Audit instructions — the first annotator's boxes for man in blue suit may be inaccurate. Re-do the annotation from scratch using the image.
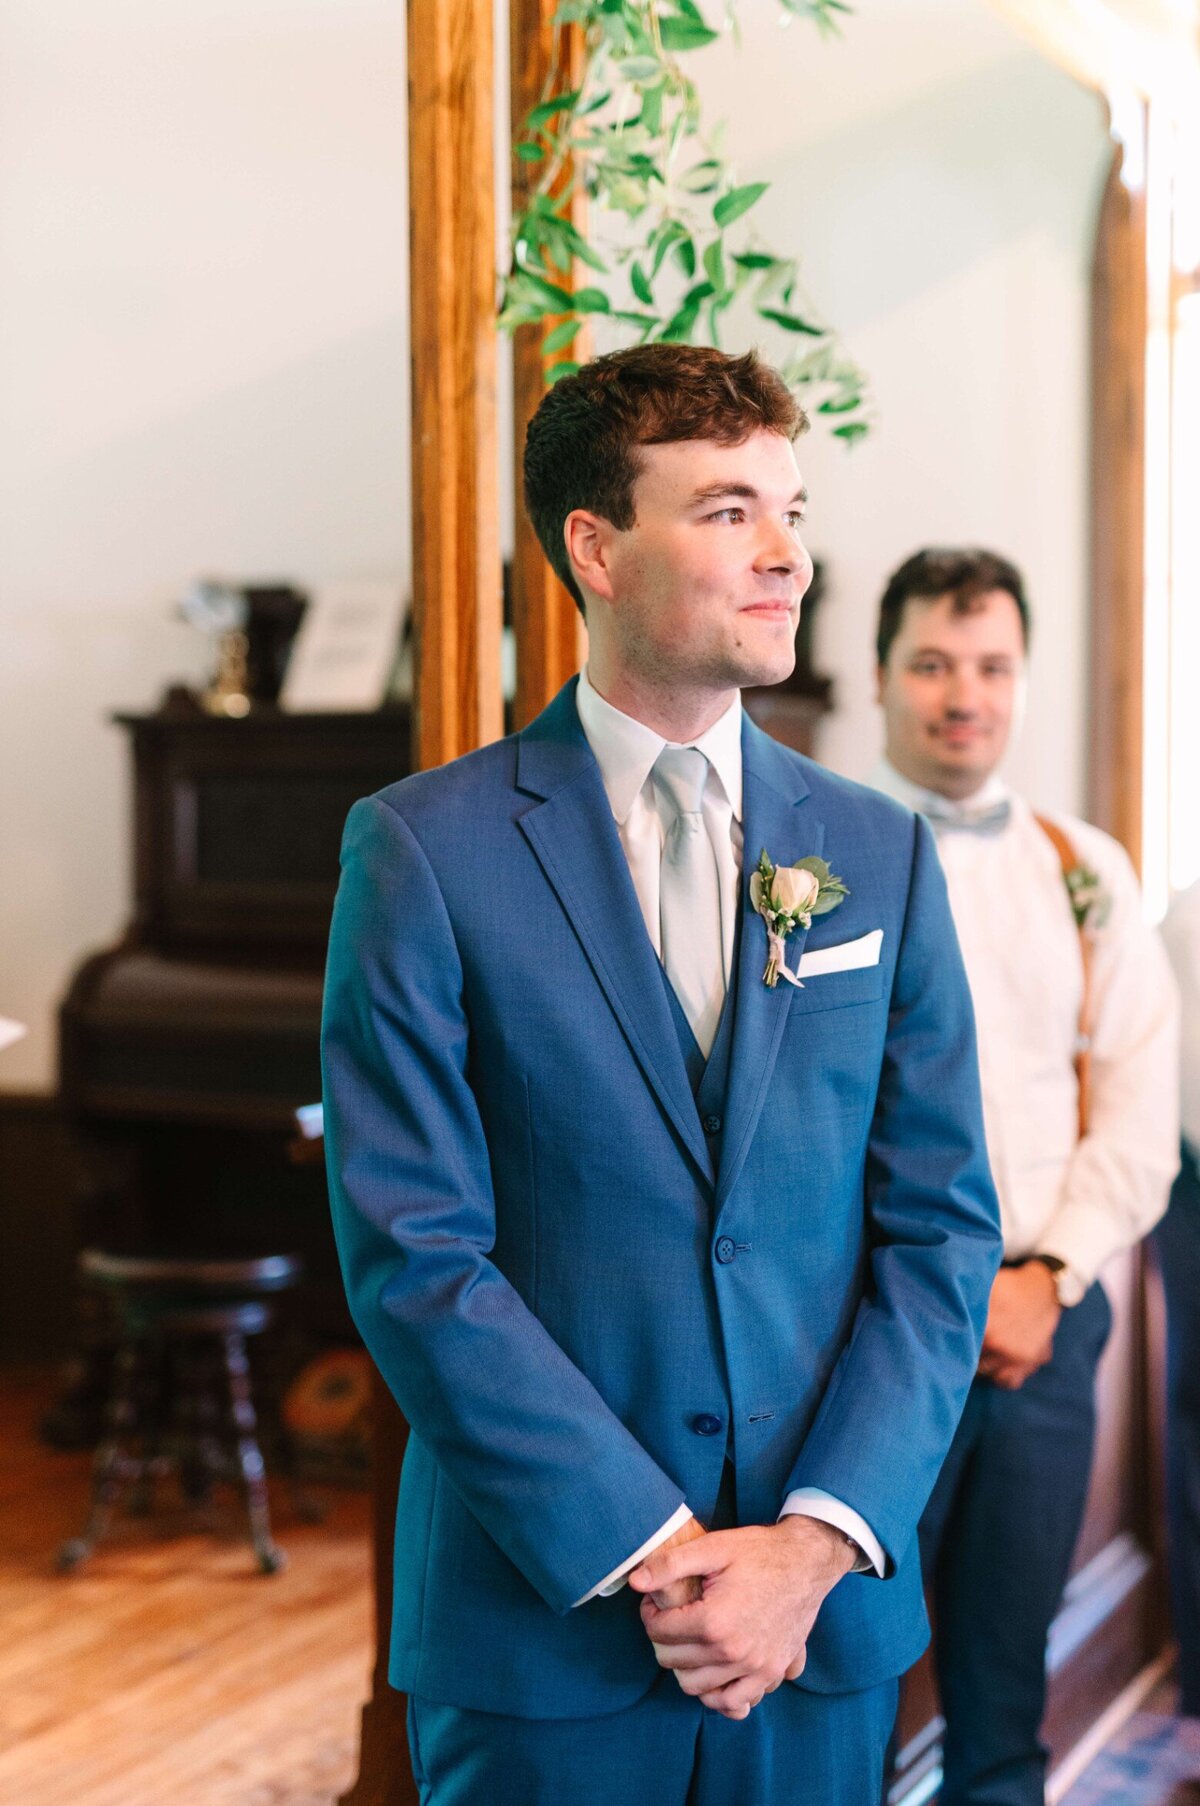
[322,344,1002,1804]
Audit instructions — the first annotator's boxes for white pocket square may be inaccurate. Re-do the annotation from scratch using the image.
[796,928,883,979]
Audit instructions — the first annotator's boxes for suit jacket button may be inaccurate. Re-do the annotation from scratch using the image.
[715,1236,736,1264]
[692,1413,723,1437]
[703,1114,722,1135]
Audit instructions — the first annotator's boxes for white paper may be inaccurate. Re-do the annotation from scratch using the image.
[796,928,884,979]
[280,580,408,712]
[0,1016,28,1052]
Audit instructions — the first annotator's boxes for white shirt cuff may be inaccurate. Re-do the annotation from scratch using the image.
[571,1504,695,1607]
[779,1488,886,1577]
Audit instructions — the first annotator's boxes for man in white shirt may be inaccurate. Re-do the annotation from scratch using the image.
[871,546,1180,1806]
[1158,879,1200,1718]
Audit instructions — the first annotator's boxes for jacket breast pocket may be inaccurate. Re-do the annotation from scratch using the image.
[788,964,887,1017]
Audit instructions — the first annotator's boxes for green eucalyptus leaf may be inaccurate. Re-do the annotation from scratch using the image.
[527,89,582,128]
[758,306,823,335]
[651,220,687,277]
[659,15,720,50]
[522,270,576,309]
[515,141,545,163]
[732,251,776,270]
[702,238,727,295]
[833,421,870,443]
[792,856,832,882]
[617,56,662,81]
[630,260,654,305]
[713,181,768,228]
[672,234,697,279]
[541,318,581,354]
[679,158,723,194]
[546,360,581,383]
[556,222,609,273]
[573,285,612,313]
[660,296,704,341]
[640,85,664,135]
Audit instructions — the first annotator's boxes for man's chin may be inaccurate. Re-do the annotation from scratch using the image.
[730,649,797,692]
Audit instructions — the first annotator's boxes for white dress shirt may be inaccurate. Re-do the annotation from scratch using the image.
[870,760,1180,1299]
[1162,878,1200,1159]
[570,669,885,1606]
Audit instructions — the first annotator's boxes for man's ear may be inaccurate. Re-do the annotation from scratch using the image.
[563,509,617,608]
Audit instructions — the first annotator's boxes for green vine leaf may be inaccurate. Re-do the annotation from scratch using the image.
[501,0,871,439]
[527,89,582,128]
[712,181,768,229]
[758,306,823,335]
[541,318,582,354]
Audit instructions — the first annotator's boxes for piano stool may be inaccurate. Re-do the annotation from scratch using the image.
[57,1248,303,1577]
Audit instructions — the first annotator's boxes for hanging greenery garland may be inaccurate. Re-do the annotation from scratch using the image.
[501,0,869,441]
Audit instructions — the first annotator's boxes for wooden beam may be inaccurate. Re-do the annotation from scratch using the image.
[341,3,500,1799]
[1088,112,1148,870]
[509,0,586,730]
[410,0,504,769]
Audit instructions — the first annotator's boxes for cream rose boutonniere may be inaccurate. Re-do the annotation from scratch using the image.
[749,848,849,988]
[1064,862,1112,935]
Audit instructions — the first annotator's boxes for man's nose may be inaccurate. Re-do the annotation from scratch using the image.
[945,672,981,715]
[756,519,808,575]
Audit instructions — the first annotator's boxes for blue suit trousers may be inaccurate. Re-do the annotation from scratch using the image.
[917,1282,1113,1806]
[1156,1146,1200,1716]
[408,1675,899,1806]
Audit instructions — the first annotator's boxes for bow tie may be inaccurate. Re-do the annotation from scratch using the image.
[920,795,1012,837]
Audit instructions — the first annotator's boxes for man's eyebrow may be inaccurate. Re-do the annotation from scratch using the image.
[907,645,1016,661]
[685,481,809,508]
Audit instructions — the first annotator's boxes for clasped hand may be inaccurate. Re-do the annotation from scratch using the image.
[977,1261,1061,1390]
[627,1516,855,1722]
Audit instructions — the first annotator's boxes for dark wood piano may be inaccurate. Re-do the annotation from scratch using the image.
[60,699,412,1328]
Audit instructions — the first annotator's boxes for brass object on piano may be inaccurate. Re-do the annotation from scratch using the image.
[205,628,252,718]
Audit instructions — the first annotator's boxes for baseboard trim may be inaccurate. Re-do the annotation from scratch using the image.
[1046,1645,1176,1803]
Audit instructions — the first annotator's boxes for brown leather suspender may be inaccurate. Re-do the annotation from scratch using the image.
[1033,814,1094,1141]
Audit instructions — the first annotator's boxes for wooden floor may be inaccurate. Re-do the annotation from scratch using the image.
[0,1365,372,1806]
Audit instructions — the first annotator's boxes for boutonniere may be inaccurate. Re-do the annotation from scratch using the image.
[750,848,849,989]
[1064,863,1112,935]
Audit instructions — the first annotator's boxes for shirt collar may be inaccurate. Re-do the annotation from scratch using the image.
[575,666,744,825]
[869,756,1011,825]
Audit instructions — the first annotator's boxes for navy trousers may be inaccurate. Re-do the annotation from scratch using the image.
[917,1281,1112,1806]
[1155,1146,1200,1716]
[408,1673,898,1806]
[409,1456,897,1806]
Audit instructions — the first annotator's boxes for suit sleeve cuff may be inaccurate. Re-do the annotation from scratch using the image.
[779,1488,886,1577]
[571,1504,695,1607]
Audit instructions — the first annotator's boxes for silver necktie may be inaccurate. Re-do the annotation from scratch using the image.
[654,746,725,1059]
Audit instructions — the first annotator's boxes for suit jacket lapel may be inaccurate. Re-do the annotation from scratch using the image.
[716,717,823,1213]
[516,684,712,1184]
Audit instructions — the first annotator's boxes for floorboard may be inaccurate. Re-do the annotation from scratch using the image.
[0,1365,371,1806]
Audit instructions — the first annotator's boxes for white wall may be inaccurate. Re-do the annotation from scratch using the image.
[690,0,1111,798]
[0,0,1110,1089]
[0,1,411,1088]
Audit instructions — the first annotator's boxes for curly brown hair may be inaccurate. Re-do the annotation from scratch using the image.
[523,344,807,614]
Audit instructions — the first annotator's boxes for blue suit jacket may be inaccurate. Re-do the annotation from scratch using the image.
[321,680,1002,1718]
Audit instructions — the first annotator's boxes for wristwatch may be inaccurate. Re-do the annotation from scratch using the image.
[1027,1253,1084,1308]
